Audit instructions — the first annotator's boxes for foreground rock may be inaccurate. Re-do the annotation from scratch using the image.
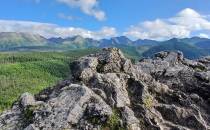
[1,48,210,130]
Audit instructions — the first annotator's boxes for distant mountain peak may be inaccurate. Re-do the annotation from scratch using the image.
[72,35,84,39]
[111,36,132,41]
[0,32,49,50]
[0,32,43,37]
[167,38,179,42]
[109,36,133,45]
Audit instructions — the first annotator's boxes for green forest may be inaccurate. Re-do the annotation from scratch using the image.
[0,49,99,112]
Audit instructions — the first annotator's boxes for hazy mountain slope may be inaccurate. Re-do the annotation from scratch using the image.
[133,39,159,46]
[142,38,208,59]
[110,36,133,45]
[136,45,153,55]
[0,32,49,50]
[180,37,209,45]
[194,40,210,49]
[99,36,133,47]
[48,37,64,45]
[49,36,100,49]
[112,44,141,60]
[1,33,210,60]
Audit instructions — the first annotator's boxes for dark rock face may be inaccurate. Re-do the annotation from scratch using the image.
[1,48,210,130]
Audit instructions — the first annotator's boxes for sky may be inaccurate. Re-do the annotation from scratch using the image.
[0,0,210,40]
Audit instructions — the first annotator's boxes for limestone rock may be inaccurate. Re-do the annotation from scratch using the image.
[1,48,210,130]
[20,92,36,108]
[121,106,140,129]
[24,124,38,130]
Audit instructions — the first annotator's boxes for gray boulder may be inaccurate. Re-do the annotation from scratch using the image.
[20,92,36,108]
[1,48,210,130]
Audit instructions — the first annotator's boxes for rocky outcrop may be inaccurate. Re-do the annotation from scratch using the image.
[137,51,210,130]
[1,48,210,130]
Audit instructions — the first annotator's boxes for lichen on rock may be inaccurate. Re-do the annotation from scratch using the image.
[1,48,210,130]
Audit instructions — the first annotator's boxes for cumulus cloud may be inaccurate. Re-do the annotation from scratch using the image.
[0,20,116,39]
[95,26,117,38]
[57,0,106,21]
[170,8,210,30]
[199,33,209,38]
[124,19,190,40]
[124,8,210,40]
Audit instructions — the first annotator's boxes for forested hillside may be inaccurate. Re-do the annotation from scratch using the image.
[0,49,99,112]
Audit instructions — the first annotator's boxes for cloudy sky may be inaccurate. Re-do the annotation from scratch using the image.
[0,0,210,40]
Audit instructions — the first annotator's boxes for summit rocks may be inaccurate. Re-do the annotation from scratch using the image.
[1,48,210,130]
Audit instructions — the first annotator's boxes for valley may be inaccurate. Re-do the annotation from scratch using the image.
[0,49,99,112]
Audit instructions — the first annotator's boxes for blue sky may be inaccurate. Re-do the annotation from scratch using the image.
[0,0,210,40]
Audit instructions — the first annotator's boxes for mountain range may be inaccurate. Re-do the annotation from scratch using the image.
[0,32,210,59]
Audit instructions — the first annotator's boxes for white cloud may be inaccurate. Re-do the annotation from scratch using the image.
[170,8,210,30]
[57,0,106,21]
[57,13,81,21]
[0,20,116,39]
[124,8,210,40]
[199,33,209,38]
[124,19,190,40]
[95,27,117,38]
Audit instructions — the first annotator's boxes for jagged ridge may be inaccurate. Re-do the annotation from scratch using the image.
[1,48,210,130]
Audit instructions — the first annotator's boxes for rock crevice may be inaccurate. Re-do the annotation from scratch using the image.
[1,48,210,130]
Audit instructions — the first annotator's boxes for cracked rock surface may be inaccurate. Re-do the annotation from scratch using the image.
[1,48,210,130]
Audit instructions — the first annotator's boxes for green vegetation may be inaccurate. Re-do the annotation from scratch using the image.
[87,109,122,129]
[0,48,99,112]
[143,95,154,109]
[195,40,210,49]
[114,44,141,61]
[23,105,37,125]
[22,104,45,128]
[106,112,121,129]
[103,109,125,130]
